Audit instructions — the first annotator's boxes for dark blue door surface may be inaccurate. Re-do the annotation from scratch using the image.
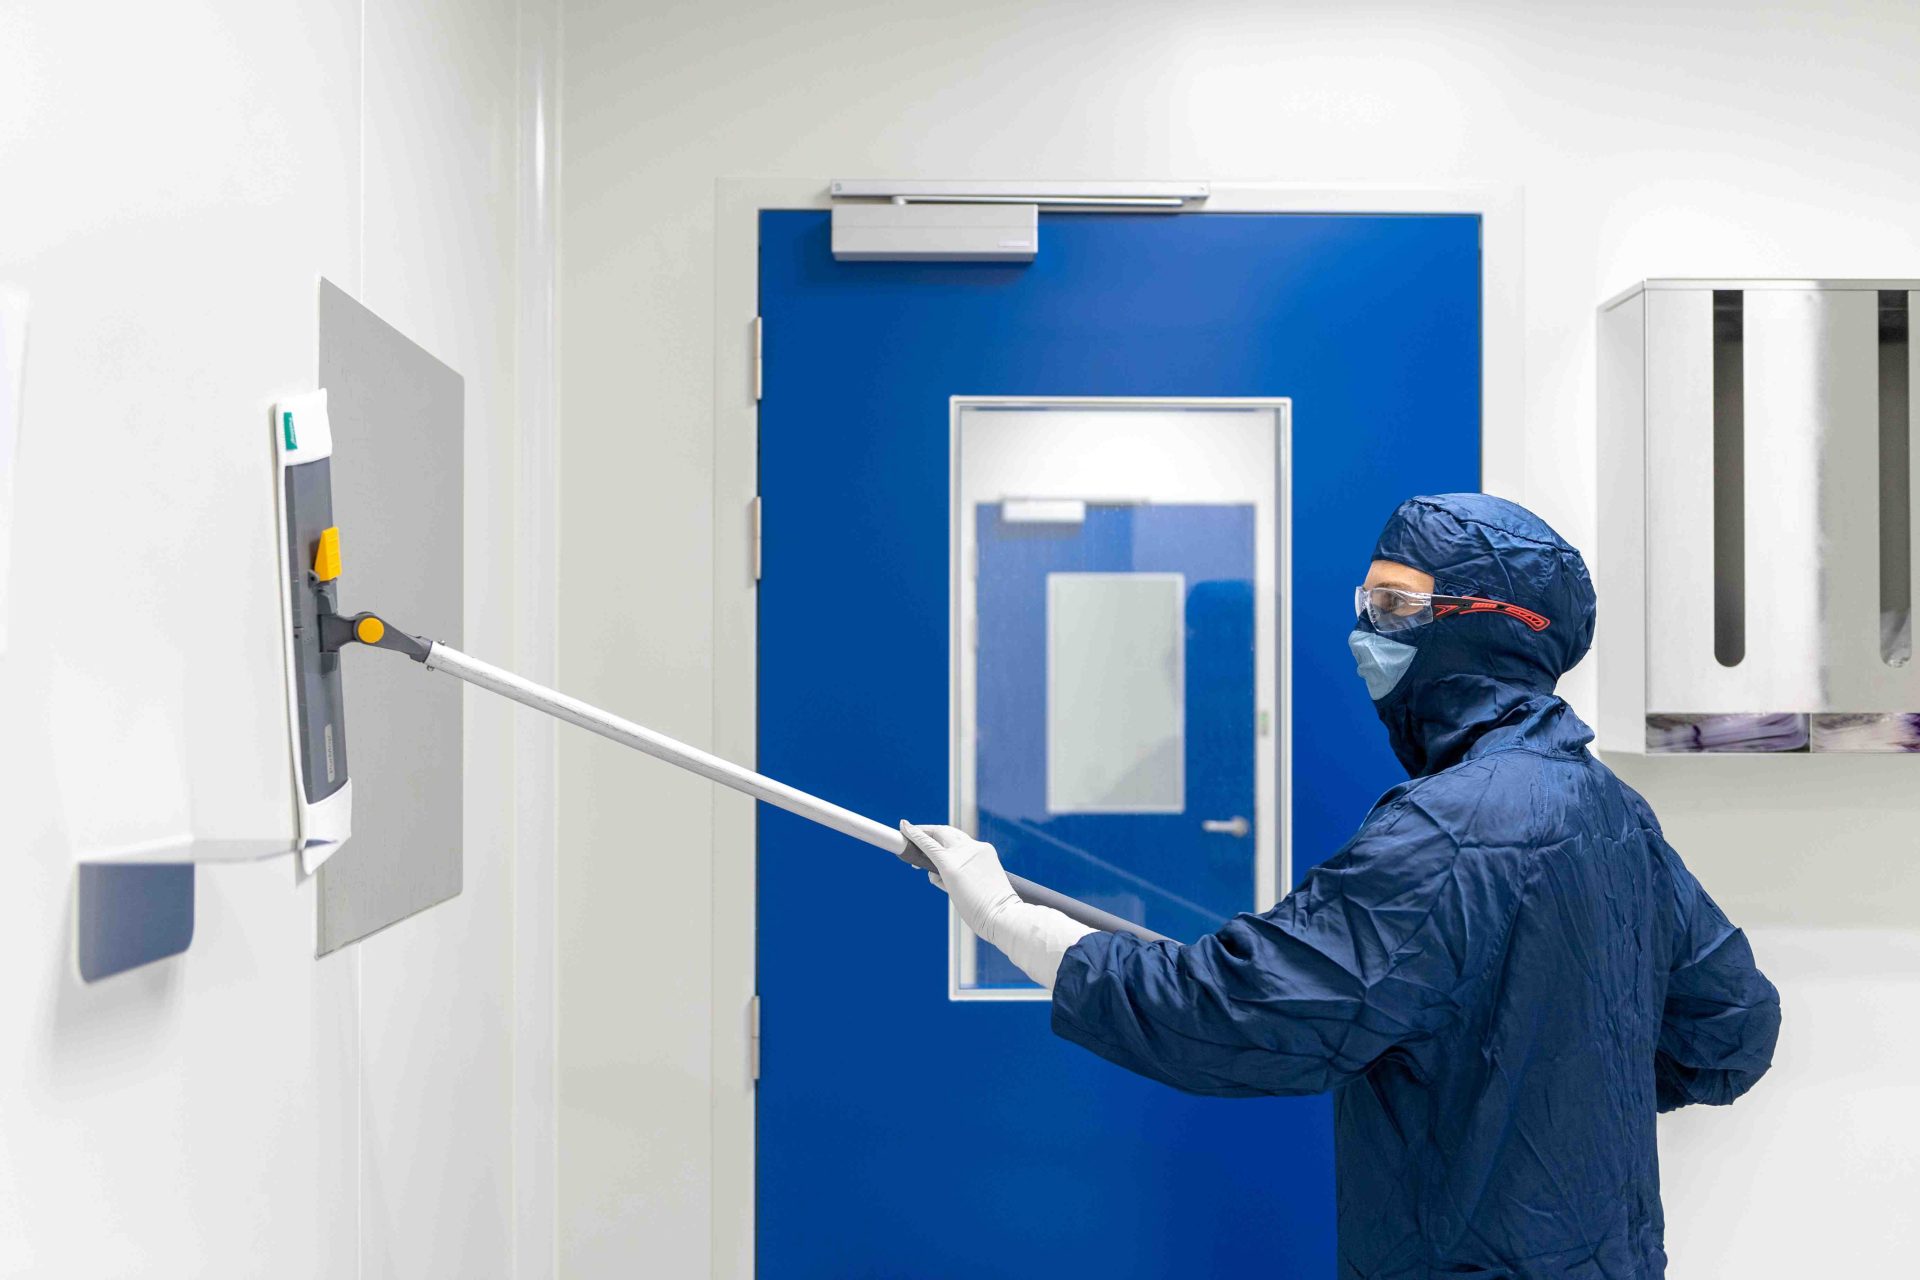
[758,212,1480,1277]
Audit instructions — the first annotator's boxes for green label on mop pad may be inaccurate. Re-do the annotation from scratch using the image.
[283,410,297,451]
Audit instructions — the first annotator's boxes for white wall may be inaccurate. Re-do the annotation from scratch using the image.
[1659,927,1920,1274]
[557,0,1920,1274]
[0,1,555,1275]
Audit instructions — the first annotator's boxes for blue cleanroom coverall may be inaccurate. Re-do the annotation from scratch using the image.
[1050,494,1782,1279]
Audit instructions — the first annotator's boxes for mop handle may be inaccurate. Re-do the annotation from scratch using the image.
[420,642,1169,943]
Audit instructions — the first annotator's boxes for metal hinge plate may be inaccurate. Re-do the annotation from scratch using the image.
[752,316,763,401]
[750,495,763,581]
[750,994,761,1081]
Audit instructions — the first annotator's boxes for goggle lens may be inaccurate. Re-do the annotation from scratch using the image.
[1355,585,1434,633]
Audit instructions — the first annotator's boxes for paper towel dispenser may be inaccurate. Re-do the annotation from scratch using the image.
[1597,279,1919,753]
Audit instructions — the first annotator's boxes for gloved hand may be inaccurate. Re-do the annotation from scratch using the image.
[899,822,1095,989]
[897,822,1020,939]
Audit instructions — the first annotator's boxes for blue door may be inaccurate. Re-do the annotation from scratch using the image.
[758,211,1479,1277]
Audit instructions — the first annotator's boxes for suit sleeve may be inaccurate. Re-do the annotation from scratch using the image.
[1049,792,1513,1098]
[1654,857,1782,1112]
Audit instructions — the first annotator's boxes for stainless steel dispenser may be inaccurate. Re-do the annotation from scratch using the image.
[1597,280,1919,753]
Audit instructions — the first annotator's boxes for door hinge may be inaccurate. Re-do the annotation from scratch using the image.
[750,495,763,581]
[750,994,762,1082]
[752,316,763,401]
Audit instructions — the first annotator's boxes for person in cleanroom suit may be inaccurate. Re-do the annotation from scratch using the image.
[902,493,1780,1280]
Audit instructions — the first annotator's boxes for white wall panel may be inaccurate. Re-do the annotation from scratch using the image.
[0,0,552,1274]
[357,0,523,1275]
[0,3,361,1273]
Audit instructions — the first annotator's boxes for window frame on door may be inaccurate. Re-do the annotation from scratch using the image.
[948,396,1289,1002]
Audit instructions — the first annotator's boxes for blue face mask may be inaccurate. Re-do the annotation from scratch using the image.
[1349,627,1418,701]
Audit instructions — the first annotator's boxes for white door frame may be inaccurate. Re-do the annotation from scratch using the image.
[708,179,1523,1278]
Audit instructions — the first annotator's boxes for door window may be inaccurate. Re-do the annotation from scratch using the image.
[952,400,1287,998]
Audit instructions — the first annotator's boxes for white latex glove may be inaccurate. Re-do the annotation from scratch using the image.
[899,822,1094,990]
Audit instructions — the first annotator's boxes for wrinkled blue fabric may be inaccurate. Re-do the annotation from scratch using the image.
[1051,494,1781,1280]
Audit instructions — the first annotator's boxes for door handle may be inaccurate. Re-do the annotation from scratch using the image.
[1201,816,1251,838]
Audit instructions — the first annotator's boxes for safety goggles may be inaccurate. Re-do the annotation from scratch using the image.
[1354,585,1552,635]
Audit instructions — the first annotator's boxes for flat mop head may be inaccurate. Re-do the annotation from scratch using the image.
[274,390,353,873]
